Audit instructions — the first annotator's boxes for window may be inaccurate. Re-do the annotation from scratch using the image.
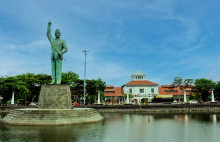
[140,89,144,93]
[151,88,154,93]
[104,91,115,93]
[165,90,178,92]
[129,88,132,93]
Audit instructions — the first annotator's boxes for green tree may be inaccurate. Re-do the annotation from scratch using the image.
[61,71,79,85]
[141,98,148,103]
[86,78,106,104]
[214,81,220,101]
[72,79,84,102]
[1,76,30,104]
[18,73,38,103]
[172,77,194,102]
[16,73,51,103]
[172,77,194,90]
[35,73,51,85]
[194,78,216,102]
[61,71,80,102]
[0,73,51,104]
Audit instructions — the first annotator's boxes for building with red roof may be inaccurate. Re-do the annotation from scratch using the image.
[159,85,195,101]
[122,70,159,103]
[104,85,124,104]
[103,70,196,104]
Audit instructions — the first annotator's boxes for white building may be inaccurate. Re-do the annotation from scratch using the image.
[122,70,159,102]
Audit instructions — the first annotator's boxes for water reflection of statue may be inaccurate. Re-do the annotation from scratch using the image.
[47,21,68,84]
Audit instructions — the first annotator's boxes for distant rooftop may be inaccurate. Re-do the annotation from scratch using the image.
[132,70,145,76]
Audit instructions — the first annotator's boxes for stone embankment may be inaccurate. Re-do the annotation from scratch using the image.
[1,103,220,114]
[88,103,220,113]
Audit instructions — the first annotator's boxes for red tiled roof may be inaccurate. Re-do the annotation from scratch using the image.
[159,85,195,96]
[125,80,157,85]
[106,85,114,88]
[161,85,195,88]
[104,86,124,96]
[161,85,174,88]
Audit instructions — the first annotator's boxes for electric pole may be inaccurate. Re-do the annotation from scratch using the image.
[82,50,89,105]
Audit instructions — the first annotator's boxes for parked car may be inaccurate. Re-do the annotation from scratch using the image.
[73,102,80,106]
[29,102,37,106]
[190,100,198,104]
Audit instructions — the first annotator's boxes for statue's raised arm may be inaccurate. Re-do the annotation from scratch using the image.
[46,20,53,43]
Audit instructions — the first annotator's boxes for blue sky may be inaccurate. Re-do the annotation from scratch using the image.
[1,0,220,86]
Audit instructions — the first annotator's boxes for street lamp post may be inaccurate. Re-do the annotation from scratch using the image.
[82,50,89,105]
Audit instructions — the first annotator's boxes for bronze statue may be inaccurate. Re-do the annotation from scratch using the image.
[47,21,68,84]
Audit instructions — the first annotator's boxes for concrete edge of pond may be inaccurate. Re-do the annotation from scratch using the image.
[1,103,220,114]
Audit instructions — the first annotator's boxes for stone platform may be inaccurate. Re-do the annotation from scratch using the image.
[2,108,103,126]
[38,84,72,109]
[1,84,103,125]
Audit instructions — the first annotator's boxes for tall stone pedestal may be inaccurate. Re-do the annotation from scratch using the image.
[38,84,72,109]
[2,84,103,125]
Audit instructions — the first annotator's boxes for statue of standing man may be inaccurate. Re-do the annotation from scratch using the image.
[47,21,68,84]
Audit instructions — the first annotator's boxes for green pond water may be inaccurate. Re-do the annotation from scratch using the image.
[1,113,220,142]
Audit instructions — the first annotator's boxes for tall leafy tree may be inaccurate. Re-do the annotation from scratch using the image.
[1,76,30,104]
[194,78,216,102]
[214,81,220,101]
[86,78,106,103]
[61,71,81,102]
[71,79,84,102]
[172,77,194,101]
[61,71,79,85]
[172,77,194,90]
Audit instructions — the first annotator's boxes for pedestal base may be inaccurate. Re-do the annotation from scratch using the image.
[38,84,72,109]
[2,108,103,126]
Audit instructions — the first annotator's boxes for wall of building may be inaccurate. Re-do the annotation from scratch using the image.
[123,85,159,100]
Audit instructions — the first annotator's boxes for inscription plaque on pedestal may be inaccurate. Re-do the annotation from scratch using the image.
[38,84,72,109]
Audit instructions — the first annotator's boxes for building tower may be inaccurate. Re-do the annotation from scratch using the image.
[131,70,146,80]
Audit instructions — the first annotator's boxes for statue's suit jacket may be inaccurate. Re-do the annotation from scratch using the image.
[47,29,68,60]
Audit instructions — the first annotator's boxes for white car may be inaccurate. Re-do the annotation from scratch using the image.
[190,100,198,104]
[29,102,37,106]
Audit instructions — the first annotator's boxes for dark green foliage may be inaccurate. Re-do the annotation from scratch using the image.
[71,79,84,102]
[85,78,106,104]
[0,72,106,105]
[0,72,78,104]
[172,77,183,89]
[194,78,216,102]
[214,81,220,101]
[141,98,148,103]
[188,95,195,100]
[0,75,30,103]
[172,77,194,90]
[61,71,79,85]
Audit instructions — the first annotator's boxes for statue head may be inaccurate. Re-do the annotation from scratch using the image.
[55,29,61,38]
